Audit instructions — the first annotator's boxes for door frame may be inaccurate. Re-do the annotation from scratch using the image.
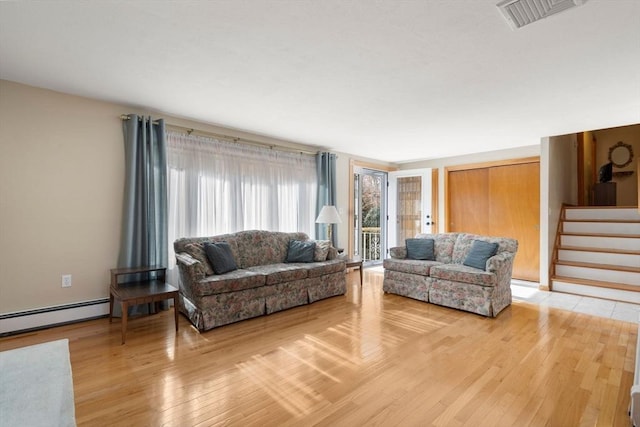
[388,168,433,250]
[348,160,395,258]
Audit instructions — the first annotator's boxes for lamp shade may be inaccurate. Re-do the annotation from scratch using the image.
[315,205,342,224]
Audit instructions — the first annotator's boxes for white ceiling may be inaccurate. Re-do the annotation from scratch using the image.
[1,1,639,163]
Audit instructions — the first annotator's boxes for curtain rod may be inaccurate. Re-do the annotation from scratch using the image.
[120,114,318,156]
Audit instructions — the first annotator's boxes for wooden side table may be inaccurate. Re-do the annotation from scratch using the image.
[109,266,179,344]
[345,258,364,286]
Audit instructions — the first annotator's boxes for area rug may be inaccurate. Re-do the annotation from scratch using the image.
[0,339,76,427]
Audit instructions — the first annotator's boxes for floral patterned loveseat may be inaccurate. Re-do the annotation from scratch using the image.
[383,233,518,317]
[174,230,346,331]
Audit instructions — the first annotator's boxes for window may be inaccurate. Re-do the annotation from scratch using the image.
[166,131,317,271]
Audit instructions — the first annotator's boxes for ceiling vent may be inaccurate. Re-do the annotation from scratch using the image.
[497,0,586,29]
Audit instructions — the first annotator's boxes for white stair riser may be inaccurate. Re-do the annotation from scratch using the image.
[565,208,640,221]
[563,221,640,235]
[556,265,640,286]
[552,281,640,304]
[561,235,640,251]
[558,250,640,268]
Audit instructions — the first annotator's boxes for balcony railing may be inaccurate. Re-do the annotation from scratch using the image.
[360,227,381,262]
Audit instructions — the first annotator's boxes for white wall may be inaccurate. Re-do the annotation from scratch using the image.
[540,133,577,289]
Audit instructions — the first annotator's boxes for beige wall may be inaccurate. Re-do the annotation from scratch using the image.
[594,124,639,207]
[0,80,124,312]
[0,80,336,314]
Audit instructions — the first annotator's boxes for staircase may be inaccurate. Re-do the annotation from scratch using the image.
[551,206,640,303]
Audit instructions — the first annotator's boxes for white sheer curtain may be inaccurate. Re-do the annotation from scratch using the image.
[166,131,317,275]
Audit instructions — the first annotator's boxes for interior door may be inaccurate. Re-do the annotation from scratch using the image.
[447,161,540,282]
[388,169,432,250]
[448,168,490,236]
[489,163,540,282]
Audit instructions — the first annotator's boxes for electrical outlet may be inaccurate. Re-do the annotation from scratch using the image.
[61,274,72,288]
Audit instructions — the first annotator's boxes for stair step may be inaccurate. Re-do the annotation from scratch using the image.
[559,245,640,255]
[558,248,640,268]
[565,207,640,221]
[555,260,640,273]
[552,275,640,292]
[553,206,640,304]
[562,221,640,235]
[551,276,640,304]
[555,264,640,286]
[561,232,640,238]
[560,234,640,251]
[564,219,640,224]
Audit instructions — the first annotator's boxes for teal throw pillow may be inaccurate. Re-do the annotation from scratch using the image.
[204,241,238,274]
[463,240,499,270]
[406,238,435,260]
[286,240,316,263]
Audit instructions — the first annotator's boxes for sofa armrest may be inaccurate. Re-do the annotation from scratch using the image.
[389,246,407,259]
[327,246,338,260]
[487,252,515,285]
[175,252,206,285]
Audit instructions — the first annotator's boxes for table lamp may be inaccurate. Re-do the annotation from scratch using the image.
[315,205,342,243]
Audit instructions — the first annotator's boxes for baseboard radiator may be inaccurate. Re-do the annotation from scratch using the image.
[0,299,109,336]
[631,315,640,426]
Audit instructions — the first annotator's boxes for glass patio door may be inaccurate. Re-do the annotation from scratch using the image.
[388,169,433,249]
[353,167,387,265]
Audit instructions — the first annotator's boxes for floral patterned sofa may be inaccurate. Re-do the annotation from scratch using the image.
[383,233,518,317]
[174,230,346,331]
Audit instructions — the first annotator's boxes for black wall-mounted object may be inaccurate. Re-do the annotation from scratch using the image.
[598,162,613,183]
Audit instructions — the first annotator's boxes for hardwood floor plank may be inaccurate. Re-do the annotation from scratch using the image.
[1,269,636,426]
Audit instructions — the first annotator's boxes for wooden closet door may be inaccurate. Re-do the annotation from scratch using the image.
[489,163,540,282]
[447,160,540,282]
[448,168,490,236]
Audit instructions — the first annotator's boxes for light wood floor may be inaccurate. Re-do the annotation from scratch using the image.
[1,270,636,426]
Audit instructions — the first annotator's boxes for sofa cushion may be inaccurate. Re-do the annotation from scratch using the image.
[193,270,266,297]
[247,263,309,285]
[383,258,441,276]
[463,240,499,271]
[286,240,316,263]
[304,259,346,278]
[430,264,497,287]
[406,238,435,260]
[204,241,238,274]
[312,240,331,261]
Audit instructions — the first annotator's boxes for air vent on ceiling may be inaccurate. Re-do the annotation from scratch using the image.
[497,0,586,29]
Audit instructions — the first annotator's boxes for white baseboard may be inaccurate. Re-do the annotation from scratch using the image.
[0,299,110,336]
